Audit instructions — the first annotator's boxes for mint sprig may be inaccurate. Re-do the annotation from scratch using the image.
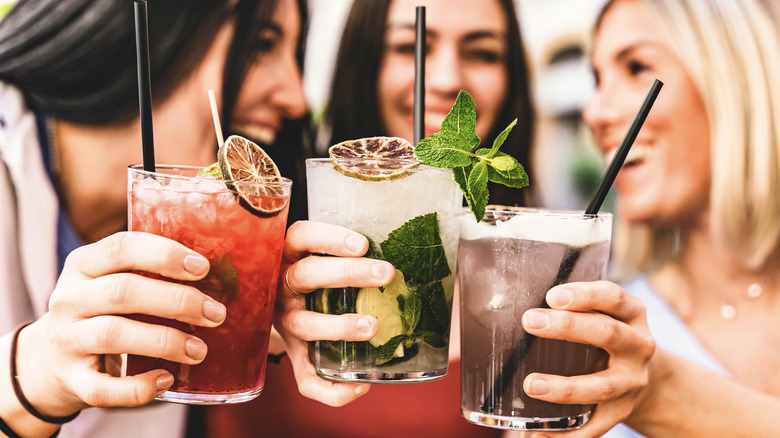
[415,90,529,221]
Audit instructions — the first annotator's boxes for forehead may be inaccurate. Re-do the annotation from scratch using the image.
[386,0,507,35]
[593,0,666,58]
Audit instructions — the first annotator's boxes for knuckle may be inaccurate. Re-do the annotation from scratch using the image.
[171,286,193,316]
[600,319,622,345]
[93,317,121,351]
[82,382,110,407]
[556,381,577,403]
[595,378,619,402]
[105,232,131,261]
[108,275,133,308]
[155,328,176,355]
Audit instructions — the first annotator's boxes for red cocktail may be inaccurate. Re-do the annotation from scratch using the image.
[126,164,291,404]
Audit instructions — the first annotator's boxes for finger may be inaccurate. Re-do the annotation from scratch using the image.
[284,221,370,261]
[51,273,226,326]
[545,281,644,322]
[277,308,378,342]
[286,255,394,293]
[522,309,652,356]
[61,232,209,282]
[73,369,174,407]
[284,334,370,407]
[65,316,208,365]
[523,369,631,405]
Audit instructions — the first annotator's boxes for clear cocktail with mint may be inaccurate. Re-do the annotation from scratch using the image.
[306,149,462,382]
[125,137,291,403]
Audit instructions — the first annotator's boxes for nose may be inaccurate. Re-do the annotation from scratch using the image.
[582,79,621,134]
[271,53,307,119]
[426,44,464,97]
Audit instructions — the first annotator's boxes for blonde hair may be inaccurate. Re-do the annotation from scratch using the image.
[605,0,780,275]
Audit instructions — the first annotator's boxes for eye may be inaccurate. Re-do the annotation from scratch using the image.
[628,60,648,75]
[254,26,281,54]
[465,49,502,63]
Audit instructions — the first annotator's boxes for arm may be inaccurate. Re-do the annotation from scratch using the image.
[0,232,225,437]
[626,349,780,437]
[273,220,394,407]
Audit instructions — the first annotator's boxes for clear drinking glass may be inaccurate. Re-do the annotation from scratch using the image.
[459,206,612,430]
[305,157,462,382]
[125,164,292,404]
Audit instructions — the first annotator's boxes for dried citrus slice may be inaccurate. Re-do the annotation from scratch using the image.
[218,135,288,217]
[328,136,418,181]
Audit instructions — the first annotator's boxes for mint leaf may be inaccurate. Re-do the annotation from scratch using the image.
[363,235,383,260]
[197,162,222,178]
[414,130,473,168]
[402,293,422,334]
[380,213,451,285]
[441,90,480,148]
[467,161,489,222]
[418,281,450,332]
[418,331,447,349]
[488,118,517,158]
[413,90,529,222]
[488,160,529,188]
[375,334,407,365]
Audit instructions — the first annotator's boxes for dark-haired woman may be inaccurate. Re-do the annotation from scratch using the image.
[199,1,534,437]
[0,0,390,437]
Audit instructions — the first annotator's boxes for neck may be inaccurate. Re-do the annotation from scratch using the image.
[55,119,144,243]
[654,220,780,321]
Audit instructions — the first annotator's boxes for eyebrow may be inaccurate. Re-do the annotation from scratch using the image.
[386,23,505,41]
[613,39,666,62]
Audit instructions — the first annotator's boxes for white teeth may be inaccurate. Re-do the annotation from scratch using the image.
[233,125,276,145]
[605,144,652,166]
[425,112,448,128]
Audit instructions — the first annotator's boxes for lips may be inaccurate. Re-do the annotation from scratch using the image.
[604,144,653,168]
[231,123,277,146]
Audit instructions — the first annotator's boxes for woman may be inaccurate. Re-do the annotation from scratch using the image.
[516,0,780,436]
[0,0,386,437]
[324,0,535,207]
[199,1,535,437]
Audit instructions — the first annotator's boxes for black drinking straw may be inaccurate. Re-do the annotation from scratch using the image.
[480,78,664,414]
[134,0,155,171]
[413,6,426,146]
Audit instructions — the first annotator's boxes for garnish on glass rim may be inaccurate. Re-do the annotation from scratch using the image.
[414,90,529,222]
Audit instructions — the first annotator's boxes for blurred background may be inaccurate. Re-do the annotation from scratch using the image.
[305,0,612,211]
[0,0,612,212]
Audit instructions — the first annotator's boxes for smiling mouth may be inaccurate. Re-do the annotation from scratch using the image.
[605,144,652,168]
[232,124,277,146]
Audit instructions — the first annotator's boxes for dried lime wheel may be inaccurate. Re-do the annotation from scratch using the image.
[328,136,418,181]
[218,135,288,217]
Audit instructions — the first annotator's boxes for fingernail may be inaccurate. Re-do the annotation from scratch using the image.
[203,300,226,323]
[184,255,209,276]
[356,316,373,333]
[371,263,392,280]
[526,378,550,396]
[185,338,208,361]
[355,384,369,396]
[346,235,365,253]
[523,309,548,329]
[155,373,174,391]
[547,287,572,307]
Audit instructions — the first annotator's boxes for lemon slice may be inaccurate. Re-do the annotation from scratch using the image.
[356,269,409,350]
[328,136,418,181]
[218,135,287,217]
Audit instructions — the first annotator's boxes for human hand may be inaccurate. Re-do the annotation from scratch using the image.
[274,220,394,407]
[15,231,226,417]
[519,280,655,437]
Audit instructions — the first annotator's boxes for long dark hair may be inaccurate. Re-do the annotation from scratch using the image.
[0,0,311,221]
[324,0,535,206]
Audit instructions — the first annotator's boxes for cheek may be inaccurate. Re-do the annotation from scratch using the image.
[469,70,508,140]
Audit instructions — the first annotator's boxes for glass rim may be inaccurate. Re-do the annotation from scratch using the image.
[305,157,423,165]
[473,205,613,219]
[128,164,293,189]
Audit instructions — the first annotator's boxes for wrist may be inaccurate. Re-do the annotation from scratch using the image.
[12,322,81,422]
